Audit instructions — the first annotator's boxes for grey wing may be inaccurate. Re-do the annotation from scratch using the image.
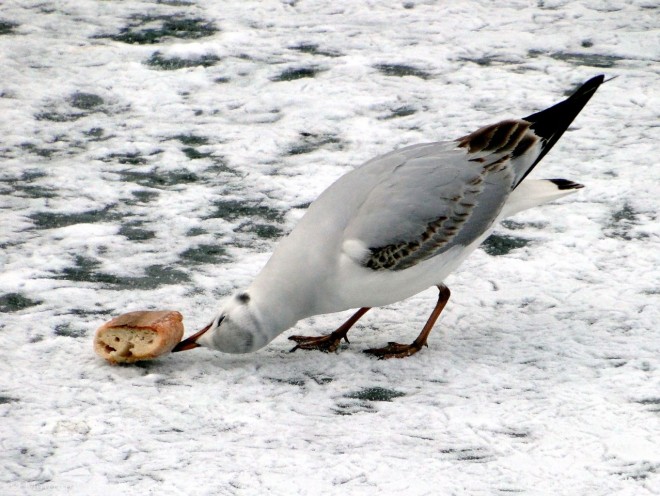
[343,122,536,271]
[341,75,604,272]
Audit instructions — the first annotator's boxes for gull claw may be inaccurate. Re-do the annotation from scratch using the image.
[363,341,425,359]
[288,333,346,353]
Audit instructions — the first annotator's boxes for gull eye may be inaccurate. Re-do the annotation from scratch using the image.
[237,292,250,304]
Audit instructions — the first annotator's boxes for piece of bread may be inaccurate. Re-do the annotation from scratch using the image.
[94,310,184,364]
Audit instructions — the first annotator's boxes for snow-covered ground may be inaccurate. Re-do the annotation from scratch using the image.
[1,1,658,494]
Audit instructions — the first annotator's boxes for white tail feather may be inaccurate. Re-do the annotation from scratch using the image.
[502,179,582,218]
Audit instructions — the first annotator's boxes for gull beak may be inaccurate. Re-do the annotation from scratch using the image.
[172,322,212,352]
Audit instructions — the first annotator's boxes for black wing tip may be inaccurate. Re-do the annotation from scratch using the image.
[523,74,605,132]
[567,74,605,106]
[513,75,605,188]
[579,74,606,93]
[548,178,585,190]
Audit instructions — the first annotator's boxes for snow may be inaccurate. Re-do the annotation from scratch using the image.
[1,0,659,494]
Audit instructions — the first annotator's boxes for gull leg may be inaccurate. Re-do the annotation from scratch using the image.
[364,285,451,359]
[289,307,371,353]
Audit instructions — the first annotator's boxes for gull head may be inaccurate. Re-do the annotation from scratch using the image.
[172,292,268,354]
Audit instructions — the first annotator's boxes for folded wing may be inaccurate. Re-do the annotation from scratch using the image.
[342,75,604,271]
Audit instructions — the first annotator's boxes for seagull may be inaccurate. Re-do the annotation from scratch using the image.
[173,75,604,359]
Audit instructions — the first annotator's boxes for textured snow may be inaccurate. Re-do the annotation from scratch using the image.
[1,0,659,494]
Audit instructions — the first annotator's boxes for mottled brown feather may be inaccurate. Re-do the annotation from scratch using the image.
[365,179,484,271]
[457,119,531,155]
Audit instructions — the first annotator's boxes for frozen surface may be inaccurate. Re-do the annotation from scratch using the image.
[1,0,659,494]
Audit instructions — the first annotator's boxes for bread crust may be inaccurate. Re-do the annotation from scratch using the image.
[94,310,184,364]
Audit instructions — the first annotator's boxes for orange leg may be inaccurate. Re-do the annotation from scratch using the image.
[364,284,451,359]
[289,307,371,353]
